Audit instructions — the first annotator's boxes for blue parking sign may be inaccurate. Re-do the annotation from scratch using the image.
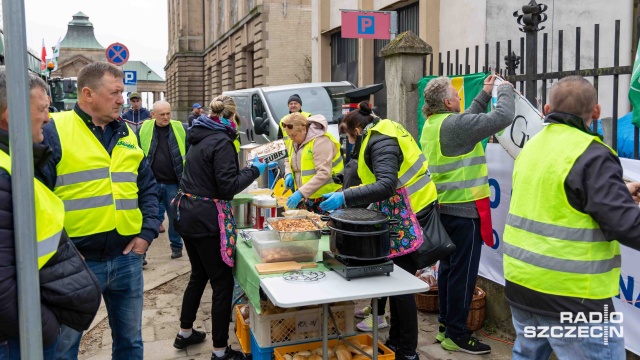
[123,71,137,85]
[358,16,375,34]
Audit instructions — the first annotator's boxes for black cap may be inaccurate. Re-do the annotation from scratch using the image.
[288,94,302,105]
[344,83,384,103]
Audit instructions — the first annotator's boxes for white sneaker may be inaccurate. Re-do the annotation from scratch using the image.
[356,315,389,332]
[354,305,372,319]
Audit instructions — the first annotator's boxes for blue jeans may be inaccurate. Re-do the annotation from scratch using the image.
[157,182,182,250]
[54,252,145,360]
[0,337,57,360]
[511,306,625,360]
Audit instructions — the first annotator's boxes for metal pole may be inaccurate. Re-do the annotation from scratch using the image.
[389,11,398,40]
[2,0,43,359]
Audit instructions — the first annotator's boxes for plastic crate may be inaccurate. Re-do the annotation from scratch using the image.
[235,305,251,354]
[251,331,276,360]
[250,302,355,348]
[273,334,395,360]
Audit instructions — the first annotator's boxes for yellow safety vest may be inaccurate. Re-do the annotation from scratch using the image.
[0,151,63,269]
[280,111,311,146]
[503,124,620,299]
[420,113,490,203]
[357,119,437,213]
[287,133,343,199]
[52,111,144,237]
[139,119,187,165]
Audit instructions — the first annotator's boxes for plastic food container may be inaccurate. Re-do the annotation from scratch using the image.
[265,216,323,242]
[251,231,319,263]
[254,195,277,207]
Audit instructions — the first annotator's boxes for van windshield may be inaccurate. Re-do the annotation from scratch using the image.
[263,85,355,124]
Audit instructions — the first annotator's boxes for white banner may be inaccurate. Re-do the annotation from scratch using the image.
[480,143,640,355]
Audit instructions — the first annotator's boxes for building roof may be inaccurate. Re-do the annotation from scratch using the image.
[60,12,105,50]
[122,61,165,82]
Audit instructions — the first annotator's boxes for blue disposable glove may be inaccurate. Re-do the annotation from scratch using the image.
[267,161,279,169]
[284,174,294,189]
[286,191,304,209]
[319,192,344,211]
[252,156,267,176]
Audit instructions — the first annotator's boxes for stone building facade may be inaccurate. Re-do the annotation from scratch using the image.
[165,0,312,121]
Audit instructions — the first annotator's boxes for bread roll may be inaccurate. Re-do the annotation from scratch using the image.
[336,349,352,360]
[335,344,348,353]
[308,354,323,360]
[292,355,308,360]
[348,339,363,354]
[295,351,312,357]
[284,354,293,360]
[361,346,373,356]
[352,355,369,360]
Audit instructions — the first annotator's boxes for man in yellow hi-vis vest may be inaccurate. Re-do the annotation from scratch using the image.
[504,76,640,359]
[42,62,159,360]
[420,75,514,355]
[0,68,101,358]
[138,100,189,260]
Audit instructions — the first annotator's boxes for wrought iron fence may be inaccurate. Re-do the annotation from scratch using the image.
[422,1,639,159]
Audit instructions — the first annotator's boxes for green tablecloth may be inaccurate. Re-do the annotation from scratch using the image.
[234,235,331,313]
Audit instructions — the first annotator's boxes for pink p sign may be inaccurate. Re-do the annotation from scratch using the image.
[341,10,391,40]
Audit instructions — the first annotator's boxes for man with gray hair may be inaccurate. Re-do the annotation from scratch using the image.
[42,61,159,359]
[138,100,188,260]
[420,74,514,354]
[0,67,101,358]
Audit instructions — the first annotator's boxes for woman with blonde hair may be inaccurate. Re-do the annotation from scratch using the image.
[171,95,266,360]
[283,112,344,213]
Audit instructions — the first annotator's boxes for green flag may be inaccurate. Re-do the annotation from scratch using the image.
[629,40,640,128]
[416,72,488,149]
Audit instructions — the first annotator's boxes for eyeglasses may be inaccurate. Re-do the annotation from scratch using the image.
[282,123,295,130]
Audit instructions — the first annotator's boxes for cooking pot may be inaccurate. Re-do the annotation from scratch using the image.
[231,196,253,229]
[323,208,399,261]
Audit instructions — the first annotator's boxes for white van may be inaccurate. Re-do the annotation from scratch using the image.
[223,82,356,145]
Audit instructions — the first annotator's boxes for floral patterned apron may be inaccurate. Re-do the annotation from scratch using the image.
[370,187,424,259]
[173,191,238,267]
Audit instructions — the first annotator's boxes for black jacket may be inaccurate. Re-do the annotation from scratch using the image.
[187,112,199,127]
[343,133,402,208]
[506,111,640,318]
[0,130,101,346]
[137,122,189,184]
[173,125,259,238]
[42,105,160,260]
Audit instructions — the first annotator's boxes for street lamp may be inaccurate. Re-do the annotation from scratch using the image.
[146,70,152,108]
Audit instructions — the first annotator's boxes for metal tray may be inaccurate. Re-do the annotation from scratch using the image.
[265,216,323,242]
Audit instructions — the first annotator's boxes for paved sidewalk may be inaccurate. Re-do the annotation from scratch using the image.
[79,219,515,359]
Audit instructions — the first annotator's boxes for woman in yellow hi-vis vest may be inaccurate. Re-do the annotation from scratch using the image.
[282,113,343,213]
[319,102,438,360]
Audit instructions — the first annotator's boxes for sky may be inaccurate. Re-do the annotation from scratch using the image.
[17,0,169,79]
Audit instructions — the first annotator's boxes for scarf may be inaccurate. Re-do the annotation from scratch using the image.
[191,114,237,135]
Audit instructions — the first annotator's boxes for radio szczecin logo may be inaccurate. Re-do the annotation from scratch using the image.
[523,305,623,345]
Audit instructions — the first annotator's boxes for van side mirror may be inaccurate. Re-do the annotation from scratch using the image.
[62,79,75,93]
[254,117,270,136]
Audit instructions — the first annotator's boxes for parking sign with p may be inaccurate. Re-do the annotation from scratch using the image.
[341,10,391,39]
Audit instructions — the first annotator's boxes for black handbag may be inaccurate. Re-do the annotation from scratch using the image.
[411,203,456,269]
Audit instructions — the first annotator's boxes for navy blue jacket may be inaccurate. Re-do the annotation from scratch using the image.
[121,107,151,123]
[0,130,102,346]
[42,105,160,261]
[136,122,189,184]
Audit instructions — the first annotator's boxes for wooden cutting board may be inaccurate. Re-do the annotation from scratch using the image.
[255,261,317,274]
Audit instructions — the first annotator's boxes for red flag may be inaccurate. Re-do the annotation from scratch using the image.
[40,39,47,71]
